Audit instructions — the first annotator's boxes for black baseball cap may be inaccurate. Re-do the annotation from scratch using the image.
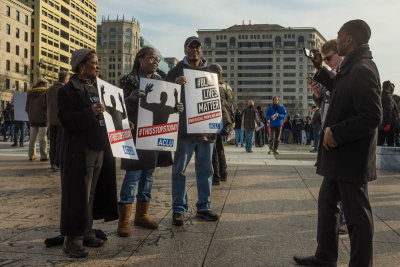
[184,36,202,48]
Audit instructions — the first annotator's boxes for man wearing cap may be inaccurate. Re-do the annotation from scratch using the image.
[166,36,219,226]
[26,78,48,161]
[294,20,382,267]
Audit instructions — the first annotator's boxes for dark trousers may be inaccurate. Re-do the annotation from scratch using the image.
[49,125,61,166]
[269,126,282,151]
[316,178,373,267]
[13,122,25,145]
[255,127,265,147]
[212,135,227,182]
[377,129,394,146]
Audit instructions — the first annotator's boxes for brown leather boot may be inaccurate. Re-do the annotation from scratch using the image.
[117,203,132,237]
[134,200,158,229]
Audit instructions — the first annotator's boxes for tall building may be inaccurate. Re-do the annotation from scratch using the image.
[164,57,179,70]
[197,23,326,117]
[139,37,169,78]
[18,0,97,85]
[97,16,140,85]
[0,0,32,108]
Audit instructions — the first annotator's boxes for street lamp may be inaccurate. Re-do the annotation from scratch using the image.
[37,58,43,79]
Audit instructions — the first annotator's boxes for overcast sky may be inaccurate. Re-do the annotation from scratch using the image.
[96,0,400,94]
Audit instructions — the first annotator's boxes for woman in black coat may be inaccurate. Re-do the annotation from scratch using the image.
[58,49,118,258]
[117,47,183,237]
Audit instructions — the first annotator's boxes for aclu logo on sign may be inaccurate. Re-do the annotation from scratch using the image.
[123,145,136,156]
[157,138,174,147]
[209,123,221,129]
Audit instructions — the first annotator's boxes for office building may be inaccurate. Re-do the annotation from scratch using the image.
[0,0,32,108]
[97,16,140,85]
[197,23,326,116]
[165,57,179,70]
[19,0,97,85]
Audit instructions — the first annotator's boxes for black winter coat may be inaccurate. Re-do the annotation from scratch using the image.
[315,45,382,184]
[58,75,118,236]
[119,68,172,170]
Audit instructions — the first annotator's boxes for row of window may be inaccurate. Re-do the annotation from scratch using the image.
[4,79,28,91]
[236,88,307,93]
[5,60,29,75]
[5,6,29,25]
[212,33,315,41]
[4,42,29,58]
[6,25,29,41]
[70,2,96,23]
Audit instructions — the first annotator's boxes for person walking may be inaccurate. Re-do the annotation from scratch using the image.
[292,114,304,145]
[294,20,382,267]
[377,80,399,146]
[266,96,286,154]
[207,63,234,185]
[242,100,260,153]
[46,71,70,171]
[26,78,48,161]
[117,46,183,237]
[2,103,14,142]
[310,106,321,152]
[255,106,266,147]
[234,108,244,147]
[282,116,292,144]
[58,49,118,258]
[166,36,219,226]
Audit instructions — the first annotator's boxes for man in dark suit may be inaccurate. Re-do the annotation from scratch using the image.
[294,20,382,267]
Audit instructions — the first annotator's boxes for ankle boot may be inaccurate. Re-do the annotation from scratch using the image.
[134,200,158,229]
[63,236,88,258]
[117,203,132,237]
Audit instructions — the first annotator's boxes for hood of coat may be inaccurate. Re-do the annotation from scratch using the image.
[27,86,47,94]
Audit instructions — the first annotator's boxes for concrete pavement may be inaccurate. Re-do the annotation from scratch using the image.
[0,142,399,266]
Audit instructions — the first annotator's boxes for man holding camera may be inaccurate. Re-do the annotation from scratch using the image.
[294,20,382,267]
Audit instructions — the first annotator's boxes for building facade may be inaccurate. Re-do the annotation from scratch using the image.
[18,0,97,85]
[97,16,140,85]
[197,23,326,117]
[0,0,32,108]
[164,57,179,70]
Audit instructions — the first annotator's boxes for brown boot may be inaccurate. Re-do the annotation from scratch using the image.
[117,203,132,237]
[134,200,158,229]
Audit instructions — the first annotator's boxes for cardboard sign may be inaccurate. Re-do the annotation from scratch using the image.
[96,78,138,160]
[13,93,29,121]
[183,69,222,133]
[136,78,180,151]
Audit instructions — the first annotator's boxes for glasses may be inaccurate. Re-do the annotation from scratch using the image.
[187,45,202,50]
[323,52,337,62]
[145,56,160,63]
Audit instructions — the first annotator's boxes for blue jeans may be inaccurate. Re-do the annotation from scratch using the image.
[283,129,290,143]
[119,169,154,204]
[172,139,213,213]
[313,125,321,148]
[234,129,244,146]
[3,122,14,140]
[13,122,26,145]
[245,129,254,152]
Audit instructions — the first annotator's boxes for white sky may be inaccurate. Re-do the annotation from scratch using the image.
[96,0,400,94]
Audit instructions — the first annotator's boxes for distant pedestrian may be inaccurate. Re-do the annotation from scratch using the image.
[46,71,70,171]
[242,100,260,152]
[234,108,244,147]
[282,116,292,144]
[26,78,48,161]
[255,106,266,147]
[266,96,286,154]
[310,106,321,152]
[304,116,312,145]
[2,103,14,142]
[292,114,304,145]
[377,81,399,146]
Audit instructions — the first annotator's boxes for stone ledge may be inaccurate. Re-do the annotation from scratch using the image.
[376,146,400,172]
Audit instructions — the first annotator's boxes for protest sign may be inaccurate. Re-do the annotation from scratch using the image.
[183,69,222,133]
[96,78,138,159]
[13,93,29,121]
[136,78,180,151]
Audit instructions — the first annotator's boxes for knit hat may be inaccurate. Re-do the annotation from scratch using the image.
[207,63,222,74]
[71,48,96,72]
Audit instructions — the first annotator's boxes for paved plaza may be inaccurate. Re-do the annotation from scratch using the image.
[0,142,399,266]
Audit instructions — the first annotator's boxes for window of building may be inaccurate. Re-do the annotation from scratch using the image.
[283,95,296,100]
[16,11,20,21]
[283,57,296,62]
[215,51,227,55]
[7,24,11,35]
[16,28,20,38]
[283,73,296,77]
[6,42,10,52]
[25,15,28,25]
[283,88,296,92]
[231,66,234,70]
[16,45,19,55]
[24,65,28,75]
[238,73,273,77]
[6,6,10,16]
[283,80,296,85]
[24,48,28,58]
[15,62,19,73]
[24,82,27,92]
[283,65,296,69]
[6,60,10,71]
[15,81,19,90]
[6,79,10,89]
[215,58,227,63]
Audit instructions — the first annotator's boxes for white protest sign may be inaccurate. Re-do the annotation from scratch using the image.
[13,93,29,121]
[96,78,138,159]
[136,78,180,151]
[183,69,222,133]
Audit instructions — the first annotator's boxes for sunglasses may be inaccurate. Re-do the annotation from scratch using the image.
[323,53,336,62]
[145,56,160,63]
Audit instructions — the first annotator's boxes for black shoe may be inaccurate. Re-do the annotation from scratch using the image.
[310,149,317,153]
[196,210,219,221]
[212,180,220,185]
[11,143,17,147]
[63,246,88,258]
[293,255,336,266]
[20,143,24,147]
[83,236,104,247]
[220,175,227,182]
[173,212,184,226]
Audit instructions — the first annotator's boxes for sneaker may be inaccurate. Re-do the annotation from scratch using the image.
[274,150,279,155]
[196,210,219,221]
[11,143,18,147]
[173,213,184,226]
[268,149,273,154]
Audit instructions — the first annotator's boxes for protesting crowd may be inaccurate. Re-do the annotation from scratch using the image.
[1,18,399,267]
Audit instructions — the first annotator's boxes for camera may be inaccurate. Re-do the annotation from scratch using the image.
[303,48,314,60]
